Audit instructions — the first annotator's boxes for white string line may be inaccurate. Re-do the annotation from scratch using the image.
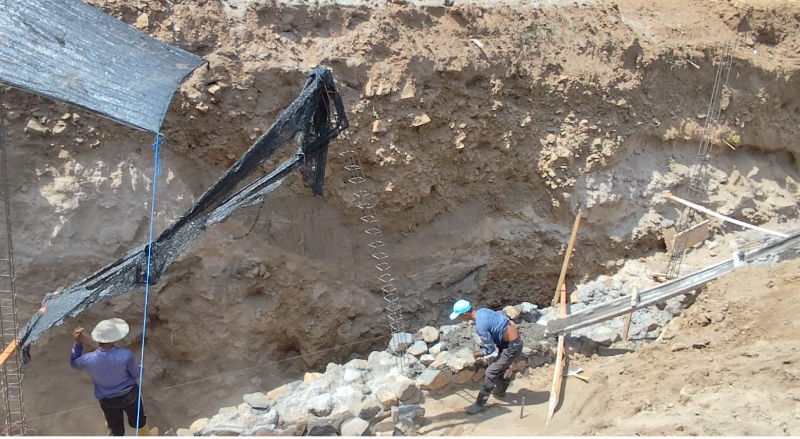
[25,334,389,423]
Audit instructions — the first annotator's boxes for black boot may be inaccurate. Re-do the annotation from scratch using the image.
[493,378,511,397]
[465,391,489,414]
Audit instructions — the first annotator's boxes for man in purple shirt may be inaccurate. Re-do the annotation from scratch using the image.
[70,318,157,436]
[450,299,523,414]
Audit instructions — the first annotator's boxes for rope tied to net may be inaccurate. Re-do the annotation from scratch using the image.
[136,132,163,436]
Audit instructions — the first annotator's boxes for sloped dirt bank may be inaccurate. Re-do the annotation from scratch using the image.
[420,260,800,436]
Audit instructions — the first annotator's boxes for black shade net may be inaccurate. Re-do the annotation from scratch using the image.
[17,67,348,363]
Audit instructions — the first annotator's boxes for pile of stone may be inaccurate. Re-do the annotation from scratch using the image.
[178,302,553,436]
[178,294,690,436]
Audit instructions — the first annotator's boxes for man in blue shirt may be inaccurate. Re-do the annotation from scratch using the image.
[70,318,157,436]
[450,299,523,414]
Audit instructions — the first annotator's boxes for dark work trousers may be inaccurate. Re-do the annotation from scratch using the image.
[98,385,147,436]
[481,337,523,399]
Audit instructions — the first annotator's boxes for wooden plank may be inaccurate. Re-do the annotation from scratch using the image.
[664,220,711,253]
[551,210,583,306]
[666,193,787,238]
[547,231,800,336]
[0,339,18,365]
[545,334,566,425]
[546,209,583,424]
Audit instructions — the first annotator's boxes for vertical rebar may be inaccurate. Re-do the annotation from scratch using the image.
[0,88,25,436]
[339,146,407,373]
[666,41,735,279]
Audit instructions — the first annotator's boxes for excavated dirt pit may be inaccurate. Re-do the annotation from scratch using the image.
[1,0,799,435]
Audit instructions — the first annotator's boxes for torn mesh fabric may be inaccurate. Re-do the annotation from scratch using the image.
[0,0,204,132]
[17,68,348,362]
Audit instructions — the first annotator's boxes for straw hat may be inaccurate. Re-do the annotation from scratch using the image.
[91,318,129,343]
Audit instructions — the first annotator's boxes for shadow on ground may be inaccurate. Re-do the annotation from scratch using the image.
[419,388,550,434]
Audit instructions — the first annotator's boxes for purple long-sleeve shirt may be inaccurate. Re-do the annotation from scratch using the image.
[70,343,139,400]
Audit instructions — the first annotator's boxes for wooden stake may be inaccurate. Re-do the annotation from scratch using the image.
[546,210,583,425]
[546,334,566,425]
[622,313,633,341]
[552,210,583,307]
[622,288,639,341]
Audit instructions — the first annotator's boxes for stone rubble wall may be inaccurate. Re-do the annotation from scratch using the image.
[178,291,689,436]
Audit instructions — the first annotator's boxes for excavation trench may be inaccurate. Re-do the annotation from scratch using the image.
[1,0,798,434]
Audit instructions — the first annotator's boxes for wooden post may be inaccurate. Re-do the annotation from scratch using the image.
[622,288,638,341]
[546,210,583,425]
[552,210,583,307]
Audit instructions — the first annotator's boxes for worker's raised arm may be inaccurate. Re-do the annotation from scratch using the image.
[70,327,86,369]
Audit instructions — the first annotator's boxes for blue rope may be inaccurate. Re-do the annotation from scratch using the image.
[136,133,162,435]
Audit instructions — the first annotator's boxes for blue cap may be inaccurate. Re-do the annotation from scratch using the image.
[449,299,472,320]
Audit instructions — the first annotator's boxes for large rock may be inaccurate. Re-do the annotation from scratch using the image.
[307,407,353,436]
[439,325,461,337]
[375,389,398,410]
[358,397,382,420]
[417,326,440,344]
[344,368,363,383]
[189,418,209,434]
[388,332,413,353]
[202,425,244,436]
[346,358,369,370]
[368,350,400,375]
[430,351,451,369]
[308,394,334,417]
[406,340,428,357]
[446,349,475,372]
[417,369,452,391]
[503,305,521,320]
[267,385,287,400]
[341,417,371,436]
[306,419,337,436]
[243,392,271,410]
[391,405,425,429]
[428,343,444,356]
[383,376,419,402]
[304,372,324,383]
[202,410,260,436]
[586,325,622,346]
[519,302,541,323]
[371,416,394,434]
[419,354,435,366]
[453,369,475,384]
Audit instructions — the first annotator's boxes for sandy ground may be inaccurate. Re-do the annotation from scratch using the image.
[419,259,800,435]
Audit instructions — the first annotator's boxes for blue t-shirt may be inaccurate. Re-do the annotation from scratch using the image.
[475,308,509,356]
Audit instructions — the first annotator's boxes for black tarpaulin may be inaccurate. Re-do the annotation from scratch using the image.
[0,0,204,132]
[16,68,348,362]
